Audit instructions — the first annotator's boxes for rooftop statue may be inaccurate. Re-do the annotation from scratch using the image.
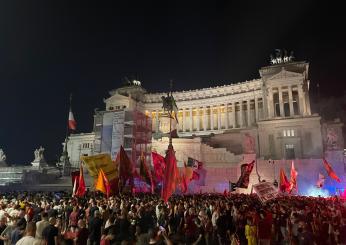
[270,49,294,65]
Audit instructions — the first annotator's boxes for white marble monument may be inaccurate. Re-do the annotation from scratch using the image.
[31,146,48,168]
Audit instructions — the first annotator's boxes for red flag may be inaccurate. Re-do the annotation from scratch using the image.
[71,170,80,188]
[115,146,134,183]
[152,151,166,182]
[323,158,341,182]
[279,168,290,193]
[181,174,188,193]
[161,146,178,202]
[76,165,86,197]
[316,173,326,188]
[68,109,77,130]
[139,152,154,193]
[191,171,200,181]
[289,161,298,193]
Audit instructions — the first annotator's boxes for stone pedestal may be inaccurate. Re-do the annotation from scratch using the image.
[0,161,7,167]
[31,160,48,168]
[242,153,256,163]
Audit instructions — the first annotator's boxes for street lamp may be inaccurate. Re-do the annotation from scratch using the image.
[269,158,277,186]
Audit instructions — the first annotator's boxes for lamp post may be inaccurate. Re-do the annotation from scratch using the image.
[269,158,278,187]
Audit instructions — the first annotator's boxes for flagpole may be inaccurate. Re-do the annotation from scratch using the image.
[169,80,173,148]
[63,94,72,176]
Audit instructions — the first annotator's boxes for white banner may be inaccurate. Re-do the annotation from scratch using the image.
[111,111,125,160]
[253,182,278,203]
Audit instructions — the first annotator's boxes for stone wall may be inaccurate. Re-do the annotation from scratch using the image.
[197,153,345,196]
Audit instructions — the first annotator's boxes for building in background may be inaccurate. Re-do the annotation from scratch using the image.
[65,54,345,195]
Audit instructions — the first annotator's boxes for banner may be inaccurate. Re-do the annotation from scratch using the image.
[81,153,118,181]
[111,111,125,160]
[236,160,255,188]
[253,182,278,203]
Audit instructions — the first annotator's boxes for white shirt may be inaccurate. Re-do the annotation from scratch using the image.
[15,236,40,245]
[211,211,219,227]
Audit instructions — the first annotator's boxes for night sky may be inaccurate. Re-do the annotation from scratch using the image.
[0,1,345,164]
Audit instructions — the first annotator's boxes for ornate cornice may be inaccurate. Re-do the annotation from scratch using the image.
[144,89,263,111]
[143,79,262,104]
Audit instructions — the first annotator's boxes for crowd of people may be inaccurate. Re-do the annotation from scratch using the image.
[0,191,345,245]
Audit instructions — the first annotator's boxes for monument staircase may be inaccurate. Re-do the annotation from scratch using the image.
[197,141,241,193]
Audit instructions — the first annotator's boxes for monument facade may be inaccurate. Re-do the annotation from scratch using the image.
[65,53,345,195]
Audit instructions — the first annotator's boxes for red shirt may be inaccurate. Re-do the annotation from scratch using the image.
[258,213,272,239]
[70,211,78,226]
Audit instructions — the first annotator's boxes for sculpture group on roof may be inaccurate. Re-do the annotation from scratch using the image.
[270,49,294,65]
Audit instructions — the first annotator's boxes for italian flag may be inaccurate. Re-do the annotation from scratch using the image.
[68,109,77,130]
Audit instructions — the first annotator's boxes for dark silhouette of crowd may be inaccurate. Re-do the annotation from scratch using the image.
[0,191,345,245]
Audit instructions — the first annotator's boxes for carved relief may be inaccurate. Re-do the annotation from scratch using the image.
[326,127,339,150]
[243,133,256,154]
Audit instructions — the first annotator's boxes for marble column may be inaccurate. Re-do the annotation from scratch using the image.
[255,97,259,122]
[267,87,274,118]
[203,106,207,131]
[155,110,159,133]
[210,106,214,130]
[240,101,244,127]
[217,106,221,130]
[225,104,229,129]
[182,108,186,132]
[189,107,193,131]
[278,87,284,117]
[197,108,200,131]
[288,86,294,116]
[247,100,251,127]
[232,103,236,128]
[298,85,306,115]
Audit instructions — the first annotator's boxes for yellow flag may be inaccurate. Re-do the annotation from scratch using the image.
[81,153,118,181]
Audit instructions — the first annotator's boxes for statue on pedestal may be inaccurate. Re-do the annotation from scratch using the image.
[0,149,6,162]
[31,146,47,168]
[0,149,7,167]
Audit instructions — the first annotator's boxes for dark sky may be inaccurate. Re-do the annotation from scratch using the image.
[0,1,345,164]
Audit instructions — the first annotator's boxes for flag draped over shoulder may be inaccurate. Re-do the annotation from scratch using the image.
[152,151,166,182]
[279,168,290,193]
[95,169,110,197]
[289,161,298,193]
[323,158,341,182]
[236,160,255,188]
[76,165,86,197]
[162,146,178,202]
